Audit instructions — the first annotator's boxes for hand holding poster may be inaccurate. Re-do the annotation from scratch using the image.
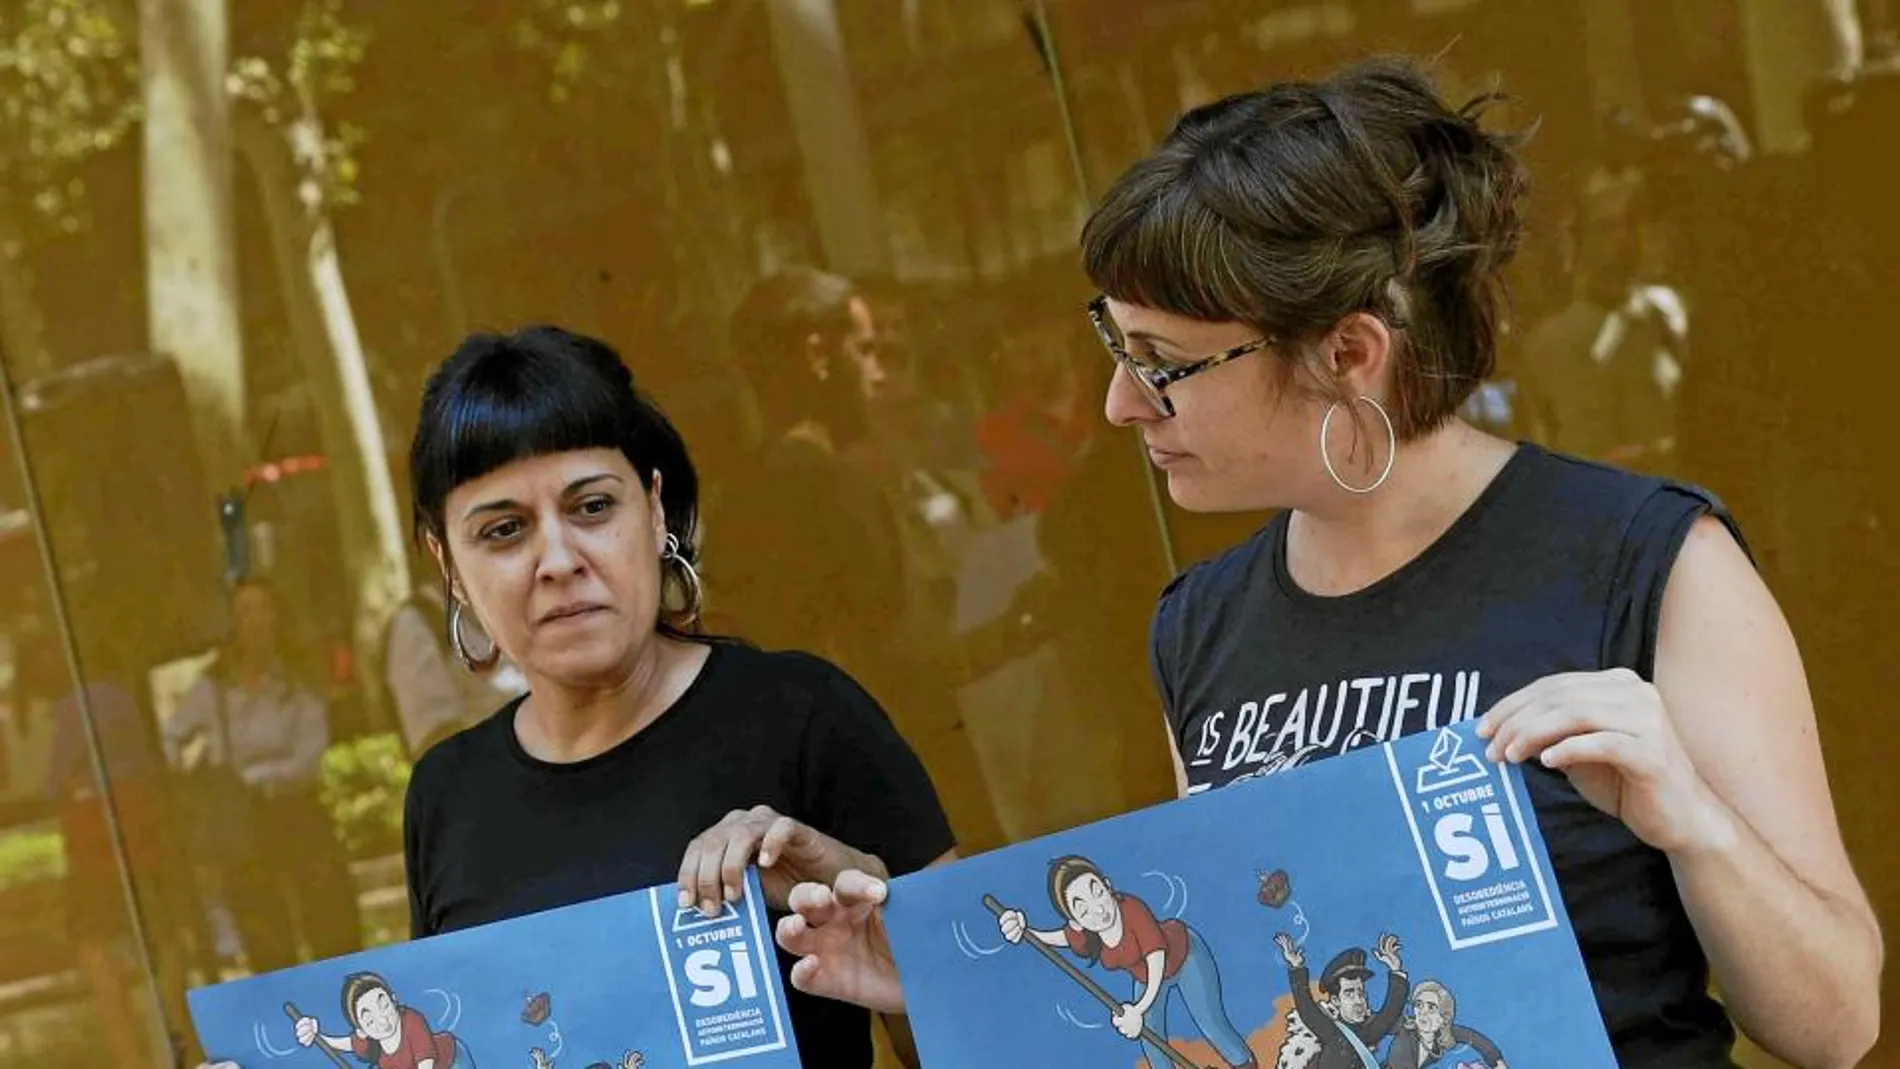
[188,869,802,1069]
[881,720,1617,1069]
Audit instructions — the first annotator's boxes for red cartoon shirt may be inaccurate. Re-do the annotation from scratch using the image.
[1064,895,1189,985]
[351,1008,456,1069]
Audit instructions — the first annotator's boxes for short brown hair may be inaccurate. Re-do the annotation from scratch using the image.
[341,971,393,1024]
[1080,55,1530,438]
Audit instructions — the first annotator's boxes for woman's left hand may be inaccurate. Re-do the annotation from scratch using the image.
[678,805,887,915]
[1477,668,1732,855]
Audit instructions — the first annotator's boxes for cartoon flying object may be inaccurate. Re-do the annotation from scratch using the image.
[521,991,552,1027]
[1256,869,1291,908]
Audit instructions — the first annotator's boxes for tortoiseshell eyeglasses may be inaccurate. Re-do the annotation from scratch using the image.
[1085,295,1275,418]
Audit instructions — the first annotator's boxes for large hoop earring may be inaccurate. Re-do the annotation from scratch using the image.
[1320,395,1397,495]
[661,532,704,624]
[447,599,499,671]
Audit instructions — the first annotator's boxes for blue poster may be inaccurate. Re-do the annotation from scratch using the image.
[188,868,801,1069]
[883,721,1616,1069]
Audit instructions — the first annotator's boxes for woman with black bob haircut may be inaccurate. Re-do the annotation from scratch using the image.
[199,325,954,1069]
[775,57,1879,1069]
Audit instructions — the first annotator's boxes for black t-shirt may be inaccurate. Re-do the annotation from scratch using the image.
[1151,442,1741,1069]
[403,641,955,1068]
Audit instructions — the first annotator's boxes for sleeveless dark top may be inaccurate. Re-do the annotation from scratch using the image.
[1150,442,1740,1068]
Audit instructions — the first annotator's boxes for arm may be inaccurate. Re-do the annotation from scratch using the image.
[1129,950,1168,1013]
[161,678,214,768]
[1483,517,1880,1068]
[1027,927,1071,949]
[1271,932,1325,1024]
[1649,518,1879,1067]
[1451,1024,1503,1064]
[1116,897,1172,1013]
[248,688,329,788]
[1362,967,1409,1040]
[384,607,468,753]
[1285,965,1324,1026]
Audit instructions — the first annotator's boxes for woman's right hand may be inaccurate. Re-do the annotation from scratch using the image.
[773,869,907,1015]
[294,1015,320,1047]
[997,908,1026,944]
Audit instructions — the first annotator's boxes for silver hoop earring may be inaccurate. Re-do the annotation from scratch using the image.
[661,532,704,623]
[1320,395,1397,495]
[447,599,499,671]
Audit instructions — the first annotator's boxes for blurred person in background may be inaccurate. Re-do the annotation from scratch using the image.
[709,268,1005,852]
[164,578,360,973]
[706,267,904,669]
[32,635,175,1066]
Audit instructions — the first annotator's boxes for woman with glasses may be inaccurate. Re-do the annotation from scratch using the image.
[775,56,1879,1069]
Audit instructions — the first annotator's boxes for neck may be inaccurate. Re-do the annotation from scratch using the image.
[1286,420,1516,597]
[515,636,707,763]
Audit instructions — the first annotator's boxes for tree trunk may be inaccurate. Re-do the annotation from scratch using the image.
[233,103,409,718]
[0,210,53,383]
[140,0,246,481]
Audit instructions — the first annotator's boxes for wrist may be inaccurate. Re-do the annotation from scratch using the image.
[1668,784,1743,862]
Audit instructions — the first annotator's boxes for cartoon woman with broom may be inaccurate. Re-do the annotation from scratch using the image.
[291,972,473,1069]
[992,855,1258,1069]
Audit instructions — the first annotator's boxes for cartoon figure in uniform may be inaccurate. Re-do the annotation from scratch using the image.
[1272,934,1408,1069]
[1384,980,1505,1069]
[295,972,474,1069]
[994,855,1259,1069]
[529,1049,642,1069]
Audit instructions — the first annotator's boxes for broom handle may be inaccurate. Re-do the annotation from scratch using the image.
[284,1002,354,1069]
[981,895,1205,1069]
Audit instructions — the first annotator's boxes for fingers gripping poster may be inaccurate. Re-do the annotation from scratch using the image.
[187,869,801,1069]
[883,720,1617,1069]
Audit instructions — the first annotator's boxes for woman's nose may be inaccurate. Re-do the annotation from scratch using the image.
[535,525,584,578]
[1104,363,1160,427]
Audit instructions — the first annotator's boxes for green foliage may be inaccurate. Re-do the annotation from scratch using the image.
[230,0,370,209]
[0,0,140,231]
[318,731,411,859]
[0,824,66,891]
[511,0,631,103]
